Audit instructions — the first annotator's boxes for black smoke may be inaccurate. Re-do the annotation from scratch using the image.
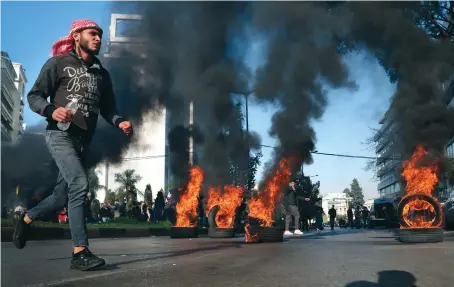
[342,2,454,160]
[252,2,454,180]
[1,123,57,205]
[4,2,454,203]
[167,124,203,184]
[1,2,255,203]
[107,2,261,188]
[251,2,356,178]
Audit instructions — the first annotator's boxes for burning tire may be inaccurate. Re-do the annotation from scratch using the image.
[207,205,235,238]
[208,227,235,238]
[246,224,284,243]
[170,227,198,239]
[398,193,443,229]
[207,205,220,228]
[259,226,284,243]
[398,228,444,243]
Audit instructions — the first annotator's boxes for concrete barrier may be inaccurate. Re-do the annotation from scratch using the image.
[1,227,209,242]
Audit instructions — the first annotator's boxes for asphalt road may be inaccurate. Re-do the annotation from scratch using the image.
[2,228,453,287]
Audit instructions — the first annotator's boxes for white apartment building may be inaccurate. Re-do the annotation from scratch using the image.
[321,192,351,217]
[1,51,26,144]
[364,198,375,211]
[13,62,27,141]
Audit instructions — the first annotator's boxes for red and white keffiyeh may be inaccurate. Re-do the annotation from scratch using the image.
[51,19,103,57]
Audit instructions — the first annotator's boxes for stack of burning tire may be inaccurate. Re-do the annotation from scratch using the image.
[207,206,235,238]
[244,158,293,244]
[397,146,444,243]
[245,217,284,243]
[170,166,203,239]
[398,194,443,243]
[206,185,244,238]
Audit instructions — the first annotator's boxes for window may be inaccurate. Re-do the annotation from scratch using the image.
[447,142,454,157]
[115,19,143,38]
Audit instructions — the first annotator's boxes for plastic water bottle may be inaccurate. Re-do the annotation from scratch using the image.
[57,98,79,131]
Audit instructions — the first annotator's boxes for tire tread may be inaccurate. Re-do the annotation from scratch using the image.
[398,228,443,243]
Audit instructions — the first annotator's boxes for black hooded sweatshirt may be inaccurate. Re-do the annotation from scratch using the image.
[27,50,125,142]
[284,187,305,207]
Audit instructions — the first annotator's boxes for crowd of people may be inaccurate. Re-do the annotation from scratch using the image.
[57,189,179,225]
[8,179,372,235]
[282,179,373,235]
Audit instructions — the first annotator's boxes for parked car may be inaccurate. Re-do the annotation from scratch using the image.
[442,188,454,230]
[368,197,400,228]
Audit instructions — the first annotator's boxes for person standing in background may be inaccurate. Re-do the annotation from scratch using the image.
[347,206,354,229]
[283,179,304,236]
[328,205,337,231]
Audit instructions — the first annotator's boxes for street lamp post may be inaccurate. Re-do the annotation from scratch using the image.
[233,90,254,191]
[243,90,254,191]
[189,100,194,166]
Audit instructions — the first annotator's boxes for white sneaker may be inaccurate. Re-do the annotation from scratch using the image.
[294,230,304,235]
[284,230,293,236]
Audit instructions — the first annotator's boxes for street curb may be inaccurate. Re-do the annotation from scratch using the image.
[2,227,451,242]
[1,227,209,242]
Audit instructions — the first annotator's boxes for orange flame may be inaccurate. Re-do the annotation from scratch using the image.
[174,166,204,227]
[401,197,437,228]
[244,223,259,243]
[245,157,294,242]
[401,146,439,197]
[400,145,442,229]
[206,185,244,228]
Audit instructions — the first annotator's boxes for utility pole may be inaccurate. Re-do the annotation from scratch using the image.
[245,92,250,190]
[189,100,194,166]
[104,161,110,191]
[234,90,254,191]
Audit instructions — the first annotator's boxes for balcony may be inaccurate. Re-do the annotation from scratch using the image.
[1,55,17,81]
[1,104,13,123]
[374,121,393,142]
[1,117,13,141]
[1,85,15,111]
[377,159,400,178]
[376,148,392,166]
[377,173,399,190]
[376,137,391,154]
[1,122,12,142]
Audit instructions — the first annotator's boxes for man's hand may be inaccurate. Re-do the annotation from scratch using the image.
[119,121,133,137]
[52,107,72,123]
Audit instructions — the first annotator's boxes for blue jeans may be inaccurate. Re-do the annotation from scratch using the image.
[27,130,89,247]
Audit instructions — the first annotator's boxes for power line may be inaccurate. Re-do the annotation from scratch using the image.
[259,144,378,160]
[121,144,382,161]
[122,154,167,161]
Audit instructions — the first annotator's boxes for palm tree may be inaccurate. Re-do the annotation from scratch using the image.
[87,168,105,202]
[104,188,117,204]
[114,169,142,208]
